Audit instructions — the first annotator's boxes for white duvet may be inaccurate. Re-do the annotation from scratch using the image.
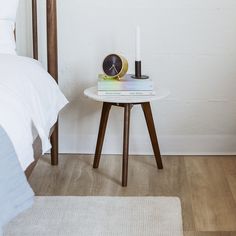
[0,54,68,170]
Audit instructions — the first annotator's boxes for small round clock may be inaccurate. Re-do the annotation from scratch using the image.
[102,54,128,79]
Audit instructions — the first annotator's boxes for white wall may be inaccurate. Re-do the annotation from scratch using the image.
[17,0,236,155]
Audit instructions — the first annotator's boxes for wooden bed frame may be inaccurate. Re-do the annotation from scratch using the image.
[25,0,59,178]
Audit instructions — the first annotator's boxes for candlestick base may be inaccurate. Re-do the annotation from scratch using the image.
[131,75,149,79]
[132,61,149,79]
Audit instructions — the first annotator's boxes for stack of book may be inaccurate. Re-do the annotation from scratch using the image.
[97,74,155,96]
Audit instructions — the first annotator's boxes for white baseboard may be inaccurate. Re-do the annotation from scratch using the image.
[59,134,236,155]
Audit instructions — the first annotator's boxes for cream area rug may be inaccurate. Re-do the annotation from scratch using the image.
[4,196,183,236]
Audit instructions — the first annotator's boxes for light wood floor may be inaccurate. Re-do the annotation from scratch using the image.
[29,154,236,236]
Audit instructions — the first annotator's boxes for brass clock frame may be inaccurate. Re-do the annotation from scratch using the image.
[103,54,128,79]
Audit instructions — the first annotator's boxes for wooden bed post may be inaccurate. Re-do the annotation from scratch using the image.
[47,0,59,165]
[32,0,38,60]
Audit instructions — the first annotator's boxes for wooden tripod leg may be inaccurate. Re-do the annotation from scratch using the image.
[50,121,58,165]
[122,104,131,187]
[141,102,163,169]
[93,102,112,168]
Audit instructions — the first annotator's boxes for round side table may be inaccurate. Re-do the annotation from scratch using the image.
[84,86,170,187]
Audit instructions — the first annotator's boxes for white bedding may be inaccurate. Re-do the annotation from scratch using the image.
[0,54,68,170]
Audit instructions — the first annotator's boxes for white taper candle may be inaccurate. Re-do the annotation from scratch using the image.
[135,26,141,61]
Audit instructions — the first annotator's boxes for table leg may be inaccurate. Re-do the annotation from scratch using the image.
[93,102,112,168]
[122,104,131,187]
[141,102,163,169]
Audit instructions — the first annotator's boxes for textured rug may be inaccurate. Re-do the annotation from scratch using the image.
[4,196,183,236]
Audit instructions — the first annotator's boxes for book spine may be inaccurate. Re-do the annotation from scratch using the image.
[98,84,153,91]
[98,91,156,96]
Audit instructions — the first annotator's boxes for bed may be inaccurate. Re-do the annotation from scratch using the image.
[0,0,67,177]
[0,0,67,233]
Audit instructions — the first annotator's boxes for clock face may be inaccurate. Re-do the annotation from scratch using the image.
[103,54,123,77]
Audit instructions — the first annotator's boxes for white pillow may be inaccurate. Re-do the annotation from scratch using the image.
[0,0,19,55]
[0,20,16,55]
[0,0,19,20]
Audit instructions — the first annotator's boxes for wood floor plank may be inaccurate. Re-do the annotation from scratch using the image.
[185,156,236,231]
[184,232,236,236]
[146,155,195,231]
[29,155,75,195]
[220,156,236,204]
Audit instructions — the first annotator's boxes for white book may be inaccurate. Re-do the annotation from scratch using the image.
[98,90,156,96]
